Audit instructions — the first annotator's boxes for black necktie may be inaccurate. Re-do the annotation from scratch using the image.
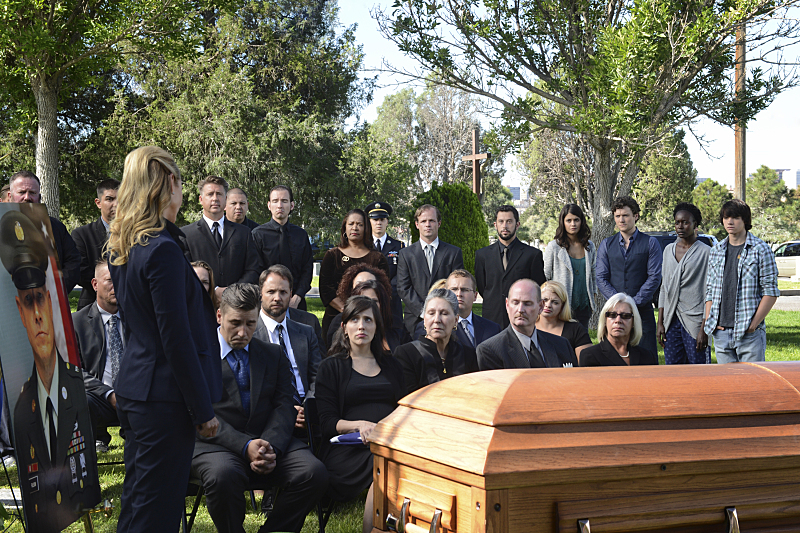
[375,238,382,253]
[212,221,222,249]
[46,398,57,462]
[528,342,545,368]
[279,224,292,268]
[277,325,302,404]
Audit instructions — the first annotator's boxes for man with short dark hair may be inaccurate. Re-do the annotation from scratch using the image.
[9,171,81,292]
[73,260,124,452]
[72,178,120,310]
[251,185,314,311]
[182,176,263,301]
[225,187,259,230]
[397,204,464,335]
[704,199,779,363]
[477,279,577,370]
[191,283,328,533]
[475,205,545,328]
[595,196,662,359]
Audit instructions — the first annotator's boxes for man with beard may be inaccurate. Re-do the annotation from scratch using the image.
[253,265,321,431]
[475,205,545,328]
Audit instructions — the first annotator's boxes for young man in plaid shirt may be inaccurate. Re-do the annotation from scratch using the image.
[703,199,779,362]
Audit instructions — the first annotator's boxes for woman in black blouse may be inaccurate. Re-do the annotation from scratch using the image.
[395,288,478,394]
[581,293,658,367]
[319,209,389,343]
[535,280,593,362]
[315,295,405,533]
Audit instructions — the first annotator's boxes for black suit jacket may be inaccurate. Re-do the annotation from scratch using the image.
[287,308,324,352]
[579,338,658,366]
[193,337,297,458]
[14,358,101,532]
[51,216,81,293]
[72,302,115,399]
[242,217,260,231]
[396,239,464,332]
[72,218,107,310]
[377,234,405,330]
[253,316,322,398]
[414,313,501,349]
[474,239,545,328]
[181,218,262,287]
[477,325,578,370]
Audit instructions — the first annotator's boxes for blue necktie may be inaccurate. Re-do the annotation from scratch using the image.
[108,315,124,385]
[229,349,250,413]
[276,324,302,404]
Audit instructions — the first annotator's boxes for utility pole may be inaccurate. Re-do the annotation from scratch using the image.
[734,23,746,201]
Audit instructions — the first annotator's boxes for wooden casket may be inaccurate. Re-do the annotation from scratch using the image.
[368,362,800,533]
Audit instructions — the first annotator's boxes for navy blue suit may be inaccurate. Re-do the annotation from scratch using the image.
[109,221,221,533]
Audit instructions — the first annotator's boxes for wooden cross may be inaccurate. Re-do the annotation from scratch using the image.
[462,129,490,197]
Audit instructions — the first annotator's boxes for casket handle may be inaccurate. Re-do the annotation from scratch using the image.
[726,507,739,533]
[578,519,590,533]
[386,499,442,533]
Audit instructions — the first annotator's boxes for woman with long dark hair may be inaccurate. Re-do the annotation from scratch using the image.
[544,204,597,329]
[315,296,405,533]
[319,209,389,344]
[327,278,405,352]
[107,146,220,531]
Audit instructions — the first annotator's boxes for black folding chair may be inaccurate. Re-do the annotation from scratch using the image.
[304,396,335,533]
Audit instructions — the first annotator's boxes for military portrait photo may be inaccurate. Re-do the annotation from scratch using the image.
[0,204,100,532]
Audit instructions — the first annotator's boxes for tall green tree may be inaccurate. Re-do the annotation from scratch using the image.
[0,0,235,215]
[746,165,797,242]
[692,179,733,239]
[481,167,513,226]
[377,0,799,245]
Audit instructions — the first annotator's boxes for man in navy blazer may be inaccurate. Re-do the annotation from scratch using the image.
[397,204,464,335]
[181,176,263,300]
[192,284,327,533]
[72,261,123,451]
[477,279,577,370]
[414,270,501,347]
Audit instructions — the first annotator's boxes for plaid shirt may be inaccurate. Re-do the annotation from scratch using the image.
[704,232,779,341]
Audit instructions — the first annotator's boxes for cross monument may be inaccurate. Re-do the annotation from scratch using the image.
[462,129,490,198]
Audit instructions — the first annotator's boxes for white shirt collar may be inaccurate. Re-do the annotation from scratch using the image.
[37,356,60,420]
[512,326,540,353]
[459,311,474,327]
[203,214,226,235]
[97,304,120,326]
[218,327,248,360]
[260,309,288,334]
[420,237,440,250]
[373,233,388,247]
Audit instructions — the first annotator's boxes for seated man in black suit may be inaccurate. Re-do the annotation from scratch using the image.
[72,260,124,452]
[181,176,263,301]
[191,284,328,533]
[415,270,501,348]
[72,178,119,310]
[477,279,578,369]
[254,265,322,432]
[286,305,324,351]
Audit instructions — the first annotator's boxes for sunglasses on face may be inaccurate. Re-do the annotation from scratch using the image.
[605,312,633,320]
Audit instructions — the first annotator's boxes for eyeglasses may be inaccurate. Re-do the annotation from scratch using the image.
[605,312,634,320]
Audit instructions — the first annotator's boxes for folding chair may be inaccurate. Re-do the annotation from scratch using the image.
[183,474,263,532]
[304,396,335,533]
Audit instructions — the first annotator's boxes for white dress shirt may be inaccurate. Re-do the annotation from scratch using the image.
[259,310,305,397]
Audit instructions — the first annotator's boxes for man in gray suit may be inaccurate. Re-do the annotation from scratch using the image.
[477,279,578,369]
[397,204,464,335]
[254,265,322,430]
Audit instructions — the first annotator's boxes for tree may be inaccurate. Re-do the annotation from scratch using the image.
[747,165,787,211]
[746,165,797,242]
[481,167,513,226]
[692,179,733,239]
[633,130,698,231]
[0,0,235,215]
[377,0,800,245]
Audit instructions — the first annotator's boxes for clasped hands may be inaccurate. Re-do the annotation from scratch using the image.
[247,439,277,475]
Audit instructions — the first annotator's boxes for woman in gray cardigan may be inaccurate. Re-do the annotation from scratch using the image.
[543,204,597,329]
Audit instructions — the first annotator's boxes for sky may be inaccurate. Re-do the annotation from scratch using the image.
[341,2,800,190]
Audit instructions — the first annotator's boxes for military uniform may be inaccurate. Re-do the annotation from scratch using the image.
[366,201,406,331]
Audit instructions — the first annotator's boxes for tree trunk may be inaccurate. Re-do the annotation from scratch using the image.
[32,76,60,217]
[591,144,617,246]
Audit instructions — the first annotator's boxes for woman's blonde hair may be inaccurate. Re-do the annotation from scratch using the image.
[107,147,180,265]
[540,280,574,322]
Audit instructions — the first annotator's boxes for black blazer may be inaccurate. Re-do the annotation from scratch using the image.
[253,316,322,397]
[108,222,221,424]
[194,337,298,459]
[579,338,658,366]
[51,216,81,293]
[314,354,406,440]
[396,239,464,332]
[181,217,263,286]
[414,313,502,349]
[377,234,405,330]
[72,301,115,399]
[287,308,324,352]
[394,337,478,394]
[477,325,578,370]
[72,218,108,309]
[475,239,545,328]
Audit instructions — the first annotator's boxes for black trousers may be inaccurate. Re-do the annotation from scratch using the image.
[116,397,196,533]
[191,442,329,533]
[86,390,119,444]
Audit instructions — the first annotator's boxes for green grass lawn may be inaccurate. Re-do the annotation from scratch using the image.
[778,279,800,290]
[3,292,792,532]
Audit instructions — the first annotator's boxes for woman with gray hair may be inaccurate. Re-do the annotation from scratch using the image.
[580,293,658,366]
[394,288,479,394]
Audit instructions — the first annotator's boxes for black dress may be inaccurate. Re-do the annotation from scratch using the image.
[394,337,479,394]
[315,354,406,502]
[318,248,389,344]
[580,338,658,366]
[560,320,593,353]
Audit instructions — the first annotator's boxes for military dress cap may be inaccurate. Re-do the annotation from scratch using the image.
[0,210,49,290]
[365,201,393,219]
